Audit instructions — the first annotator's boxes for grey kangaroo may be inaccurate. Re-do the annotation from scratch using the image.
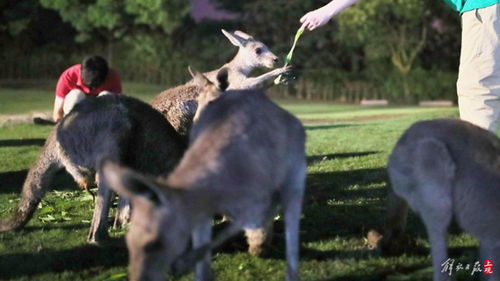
[384,119,500,281]
[0,95,185,244]
[150,29,290,137]
[101,69,306,281]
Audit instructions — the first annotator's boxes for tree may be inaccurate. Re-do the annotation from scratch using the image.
[419,0,460,71]
[39,0,190,64]
[336,0,428,99]
[1,0,33,38]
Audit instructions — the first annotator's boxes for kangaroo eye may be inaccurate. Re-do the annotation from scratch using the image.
[255,48,262,55]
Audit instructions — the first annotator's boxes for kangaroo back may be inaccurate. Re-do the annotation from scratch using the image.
[385,119,500,281]
[57,95,133,167]
[150,83,199,137]
[185,89,305,193]
[58,95,185,175]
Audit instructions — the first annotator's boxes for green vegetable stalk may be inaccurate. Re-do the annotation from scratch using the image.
[274,26,305,85]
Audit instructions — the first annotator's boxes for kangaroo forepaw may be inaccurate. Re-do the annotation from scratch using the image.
[113,209,131,229]
[113,199,131,228]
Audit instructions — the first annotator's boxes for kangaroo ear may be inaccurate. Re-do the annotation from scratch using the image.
[100,160,166,206]
[234,30,253,40]
[221,29,247,47]
[189,66,212,89]
[187,65,198,80]
[216,68,229,91]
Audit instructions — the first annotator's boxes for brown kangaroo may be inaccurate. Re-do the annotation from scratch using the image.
[150,29,290,138]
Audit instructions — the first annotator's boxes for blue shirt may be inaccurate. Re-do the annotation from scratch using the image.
[443,0,500,13]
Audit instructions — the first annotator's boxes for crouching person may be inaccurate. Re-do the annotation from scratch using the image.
[52,55,122,122]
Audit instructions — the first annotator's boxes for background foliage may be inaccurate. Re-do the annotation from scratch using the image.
[0,0,462,103]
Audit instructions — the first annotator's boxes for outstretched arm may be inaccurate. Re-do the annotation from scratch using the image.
[53,96,64,122]
[239,66,291,89]
[300,0,359,31]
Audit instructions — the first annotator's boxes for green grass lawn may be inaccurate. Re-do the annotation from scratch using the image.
[0,82,484,281]
[0,79,166,114]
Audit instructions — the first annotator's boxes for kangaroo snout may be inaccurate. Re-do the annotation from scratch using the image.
[265,55,279,68]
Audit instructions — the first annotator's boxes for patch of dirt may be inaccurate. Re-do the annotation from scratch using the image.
[0,112,53,127]
[302,114,409,125]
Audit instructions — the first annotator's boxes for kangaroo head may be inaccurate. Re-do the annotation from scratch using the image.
[222,29,278,69]
[101,161,191,281]
[190,66,229,122]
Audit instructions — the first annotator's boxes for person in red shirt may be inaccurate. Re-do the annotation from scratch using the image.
[52,56,122,122]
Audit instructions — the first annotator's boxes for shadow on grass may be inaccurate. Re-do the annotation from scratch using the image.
[307,151,379,164]
[300,246,382,261]
[21,223,90,232]
[212,166,390,257]
[313,245,480,281]
[0,170,29,193]
[0,139,45,147]
[0,169,79,194]
[306,167,388,199]
[0,80,54,90]
[316,263,432,281]
[0,138,46,147]
[304,124,359,131]
[207,167,389,255]
[298,168,389,244]
[0,238,128,279]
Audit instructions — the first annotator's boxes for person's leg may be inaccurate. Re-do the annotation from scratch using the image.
[457,5,500,133]
[63,89,86,115]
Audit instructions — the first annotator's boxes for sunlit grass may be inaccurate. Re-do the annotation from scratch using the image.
[0,79,166,114]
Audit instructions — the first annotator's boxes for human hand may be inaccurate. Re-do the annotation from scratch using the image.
[300,6,334,31]
[300,0,358,31]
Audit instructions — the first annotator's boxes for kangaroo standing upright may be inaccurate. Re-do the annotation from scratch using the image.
[0,95,185,244]
[150,29,290,137]
[101,70,306,281]
[384,119,500,281]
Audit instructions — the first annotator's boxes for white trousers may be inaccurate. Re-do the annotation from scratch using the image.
[63,89,114,115]
[458,4,500,133]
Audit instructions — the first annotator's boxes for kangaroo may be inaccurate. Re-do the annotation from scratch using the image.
[0,95,185,244]
[383,119,500,281]
[186,66,272,257]
[101,70,307,281]
[190,67,228,123]
[150,29,291,138]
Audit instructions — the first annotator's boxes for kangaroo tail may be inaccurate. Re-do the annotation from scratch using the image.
[0,131,61,231]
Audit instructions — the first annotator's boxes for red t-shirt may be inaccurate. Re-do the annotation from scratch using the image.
[55,64,122,98]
